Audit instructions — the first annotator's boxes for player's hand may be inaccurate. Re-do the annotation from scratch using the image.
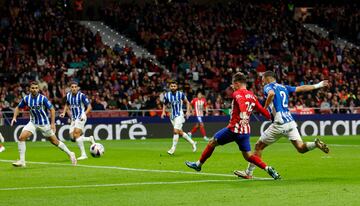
[186,111,191,119]
[10,118,17,126]
[51,123,56,133]
[80,113,87,121]
[161,112,166,119]
[322,80,329,87]
[59,113,65,118]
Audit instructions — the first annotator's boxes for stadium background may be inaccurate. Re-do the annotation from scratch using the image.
[0,1,360,206]
[0,0,359,139]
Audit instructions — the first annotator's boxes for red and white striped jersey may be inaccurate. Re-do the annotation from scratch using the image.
[227,89,271,134]
[191,97,207,116]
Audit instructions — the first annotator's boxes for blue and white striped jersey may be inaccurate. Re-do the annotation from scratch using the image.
[163,91,186,119]
[18,94,53,125]
[264,82,296,124]
[66,92,90,120]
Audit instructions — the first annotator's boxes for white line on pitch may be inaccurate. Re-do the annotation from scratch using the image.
[0,159,273,180]
[0,179,244,191]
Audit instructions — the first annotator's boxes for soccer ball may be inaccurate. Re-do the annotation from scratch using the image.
[0,144,5,153]
[90,143,104,157]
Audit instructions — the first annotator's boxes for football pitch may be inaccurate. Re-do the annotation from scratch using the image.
[0,136,359,206]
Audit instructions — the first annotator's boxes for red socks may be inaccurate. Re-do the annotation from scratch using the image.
[248,155,267,169]
[199,144,215,164]
[191,125,198,134]
[191,125,207,137]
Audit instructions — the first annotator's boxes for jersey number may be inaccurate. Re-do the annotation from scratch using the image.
[279,91,288,108]
[245,102,255,112]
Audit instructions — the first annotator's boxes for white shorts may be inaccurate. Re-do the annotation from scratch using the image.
[196,116,203,123]
[23,122,55,137]
[170,116,185,130]
[260,121,302,145]
[69,117,87,134]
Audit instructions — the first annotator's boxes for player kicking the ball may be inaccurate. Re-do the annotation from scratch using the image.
[60,82,95,160]
[11,81,76,167]
[234,71,329,179]
[185,72,281,180]
[161,80,197,155]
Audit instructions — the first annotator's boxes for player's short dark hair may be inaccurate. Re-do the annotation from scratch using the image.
[232,72,247,84]
[70,81,79,86]
[30,81,39,86]
[169,80,177,85]
[263,71,276,79]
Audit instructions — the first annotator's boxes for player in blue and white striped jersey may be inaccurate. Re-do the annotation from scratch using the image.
[235,71,330,179]
[161,80,197,155]
[60,82,95,160]
[11,81,76,167]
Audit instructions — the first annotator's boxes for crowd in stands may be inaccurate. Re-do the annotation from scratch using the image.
[0,0,359,118]
[306,4,360,45]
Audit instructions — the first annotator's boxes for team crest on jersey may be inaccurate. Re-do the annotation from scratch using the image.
[31,105,42,110]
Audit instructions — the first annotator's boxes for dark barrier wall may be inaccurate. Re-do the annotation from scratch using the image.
[1,114,359,142]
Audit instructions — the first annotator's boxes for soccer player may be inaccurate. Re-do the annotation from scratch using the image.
[0,132,5,152]
[11,81,76,167]
[187,91,209,141]
[161,80,197,155]
[185,72,281,180]
[59,82,95,160]
[234,71,329,179]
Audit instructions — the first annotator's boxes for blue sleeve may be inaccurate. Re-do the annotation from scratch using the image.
[81,94,90,106]
[163,93,169,104]
[263,85,273,96]
[43,96,53,109]
[285,85,296,94]
[18,98,26,108]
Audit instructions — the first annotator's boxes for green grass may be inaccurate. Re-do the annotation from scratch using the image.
[0,136,359,206]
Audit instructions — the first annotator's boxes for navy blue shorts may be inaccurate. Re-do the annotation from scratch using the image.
[214,128,251,152]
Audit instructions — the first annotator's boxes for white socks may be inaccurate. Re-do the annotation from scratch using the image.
[76,137,86,156]
[172,134,179,149]
[246,163,256,176]
[305,142,316,150]
[182,133,195,145]
[57,141,72,156]
[18,141,26,162]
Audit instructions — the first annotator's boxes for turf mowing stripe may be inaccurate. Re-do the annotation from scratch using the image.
[0,159,273,180]
[0,179,245,191]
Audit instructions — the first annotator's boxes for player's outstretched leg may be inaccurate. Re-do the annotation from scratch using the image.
[185,139,216,172]
[243,153,281,180]
[315,138,329,153]
[49,136,77,165]
[180,131,197,152]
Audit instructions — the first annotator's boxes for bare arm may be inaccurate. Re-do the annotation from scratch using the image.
[264,90,275,109]
[295,80,329,93]
[11,107,20,126]
[184,98,191,118]
[59,104,69,117]
[85,104,92,115]
[161,104,167,119]
[50,107,56,132]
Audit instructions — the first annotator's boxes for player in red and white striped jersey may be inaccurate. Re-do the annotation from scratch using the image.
[185,72,281,180]
[188,92,209,141]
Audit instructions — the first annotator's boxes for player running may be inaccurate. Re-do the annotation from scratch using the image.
[187,91,209,141]
[185,72,281,180]
[161,80,197,155]
[59,82,95,160]
[234,71,329,179]
[11,81,76,167]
